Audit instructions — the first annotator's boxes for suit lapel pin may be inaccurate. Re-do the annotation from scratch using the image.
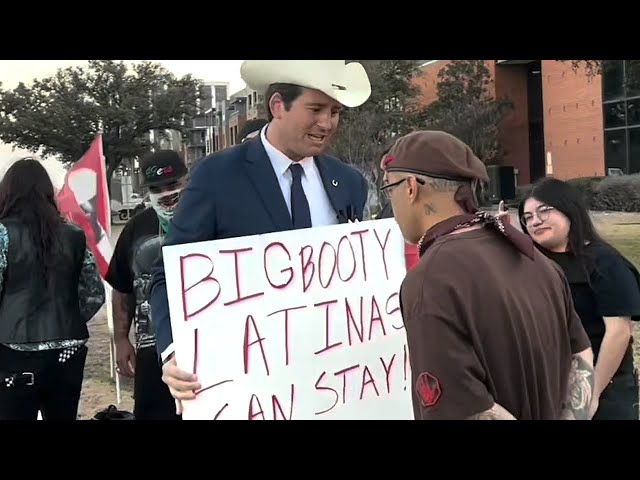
[332,179,338,187]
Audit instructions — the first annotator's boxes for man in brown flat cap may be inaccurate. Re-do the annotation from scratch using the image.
[381,130,595,420]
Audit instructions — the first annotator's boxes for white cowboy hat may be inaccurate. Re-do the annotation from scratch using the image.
[240,60,371,108]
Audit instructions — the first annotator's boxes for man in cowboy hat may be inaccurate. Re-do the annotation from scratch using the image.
[381,130,595,420]
[149,60,372,409]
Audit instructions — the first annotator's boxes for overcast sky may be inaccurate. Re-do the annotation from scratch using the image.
[0,60,246,160]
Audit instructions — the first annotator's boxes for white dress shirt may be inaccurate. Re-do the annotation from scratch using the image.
[260,125,338,227]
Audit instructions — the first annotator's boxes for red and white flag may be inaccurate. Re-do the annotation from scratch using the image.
[56,134,112,278]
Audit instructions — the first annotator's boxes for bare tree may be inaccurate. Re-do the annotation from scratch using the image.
[0,60,204,191]
[561,60,640,93]
[330,60,425,213]
[419,60,513,165]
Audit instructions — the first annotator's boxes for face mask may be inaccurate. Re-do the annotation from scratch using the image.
[149,188,181,222]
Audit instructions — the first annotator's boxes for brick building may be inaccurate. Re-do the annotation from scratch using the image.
[415,60,639,187]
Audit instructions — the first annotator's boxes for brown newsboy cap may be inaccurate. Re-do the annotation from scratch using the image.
[383,130,489,183]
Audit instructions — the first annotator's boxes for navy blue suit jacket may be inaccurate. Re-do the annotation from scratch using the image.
[149,137,370,357]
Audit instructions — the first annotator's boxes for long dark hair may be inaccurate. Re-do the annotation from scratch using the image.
[0,158,66,278]
[518,177,615,270]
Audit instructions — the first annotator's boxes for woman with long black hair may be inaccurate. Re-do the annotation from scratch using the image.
[0,158,105,420]
[519,178,640,420]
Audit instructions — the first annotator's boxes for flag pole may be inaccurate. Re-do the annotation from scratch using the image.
[104,282,121,404]
[96,133,122,405]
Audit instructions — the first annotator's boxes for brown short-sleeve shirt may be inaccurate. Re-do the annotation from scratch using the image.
[400,227,590,420]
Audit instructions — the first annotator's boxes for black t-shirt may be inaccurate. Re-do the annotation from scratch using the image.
[546,242,640,372]
[105,208,164,350]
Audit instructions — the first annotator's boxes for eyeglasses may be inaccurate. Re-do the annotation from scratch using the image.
[521,205,555,227]
[380,176,425,199]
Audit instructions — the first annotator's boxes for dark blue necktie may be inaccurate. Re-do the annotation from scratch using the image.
[289,163,312,229]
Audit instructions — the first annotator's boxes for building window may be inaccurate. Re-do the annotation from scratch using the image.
[603,61,624,101]
[604,129,627,171]
[628,128,640,173]
[602,60,640,173]
[604,101,626,129]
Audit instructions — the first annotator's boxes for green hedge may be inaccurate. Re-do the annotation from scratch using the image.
[566,176,606,209]
[591,174,640,212]
[513,175,640,212]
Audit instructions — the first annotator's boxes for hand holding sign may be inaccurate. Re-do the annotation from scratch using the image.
[162,219,413,420]
[161,355,201,403]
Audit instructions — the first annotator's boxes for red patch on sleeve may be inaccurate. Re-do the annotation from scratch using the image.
[416,372,442,408]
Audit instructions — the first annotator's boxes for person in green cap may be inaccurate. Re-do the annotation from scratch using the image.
[105,150,188,420]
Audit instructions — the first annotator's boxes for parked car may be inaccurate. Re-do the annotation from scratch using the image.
[111,193,148,224]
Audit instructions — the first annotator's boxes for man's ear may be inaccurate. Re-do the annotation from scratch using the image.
[269,92,284,120]
[407,177,421,204]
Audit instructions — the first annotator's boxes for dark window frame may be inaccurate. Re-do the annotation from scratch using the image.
[602,60,640,174]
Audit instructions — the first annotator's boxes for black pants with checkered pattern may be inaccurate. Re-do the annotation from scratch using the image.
[0,343,87,420]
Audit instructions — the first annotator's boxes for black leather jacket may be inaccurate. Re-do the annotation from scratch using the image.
[0,219,102,344]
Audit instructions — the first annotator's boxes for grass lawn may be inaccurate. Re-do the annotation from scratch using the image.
[600,224,640,267]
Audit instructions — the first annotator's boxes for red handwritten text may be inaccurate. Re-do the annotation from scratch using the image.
[243,315,270,376]
[174,221,408,419]
[180,253,221,322]
[221,247,265,306]
[177,226,395,322]
[248,384,296,420]
[313,348,406,416]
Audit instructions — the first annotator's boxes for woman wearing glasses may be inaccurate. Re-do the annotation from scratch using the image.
[519,178,640,420]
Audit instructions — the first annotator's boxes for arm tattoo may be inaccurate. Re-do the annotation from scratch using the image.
[560,354,594,420]
[466,403,516,420]
[112,290,134,339]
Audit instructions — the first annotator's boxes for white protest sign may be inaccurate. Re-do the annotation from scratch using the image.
[163,218,414,420]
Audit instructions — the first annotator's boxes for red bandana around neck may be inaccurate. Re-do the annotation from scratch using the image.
[417,211,535,260]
